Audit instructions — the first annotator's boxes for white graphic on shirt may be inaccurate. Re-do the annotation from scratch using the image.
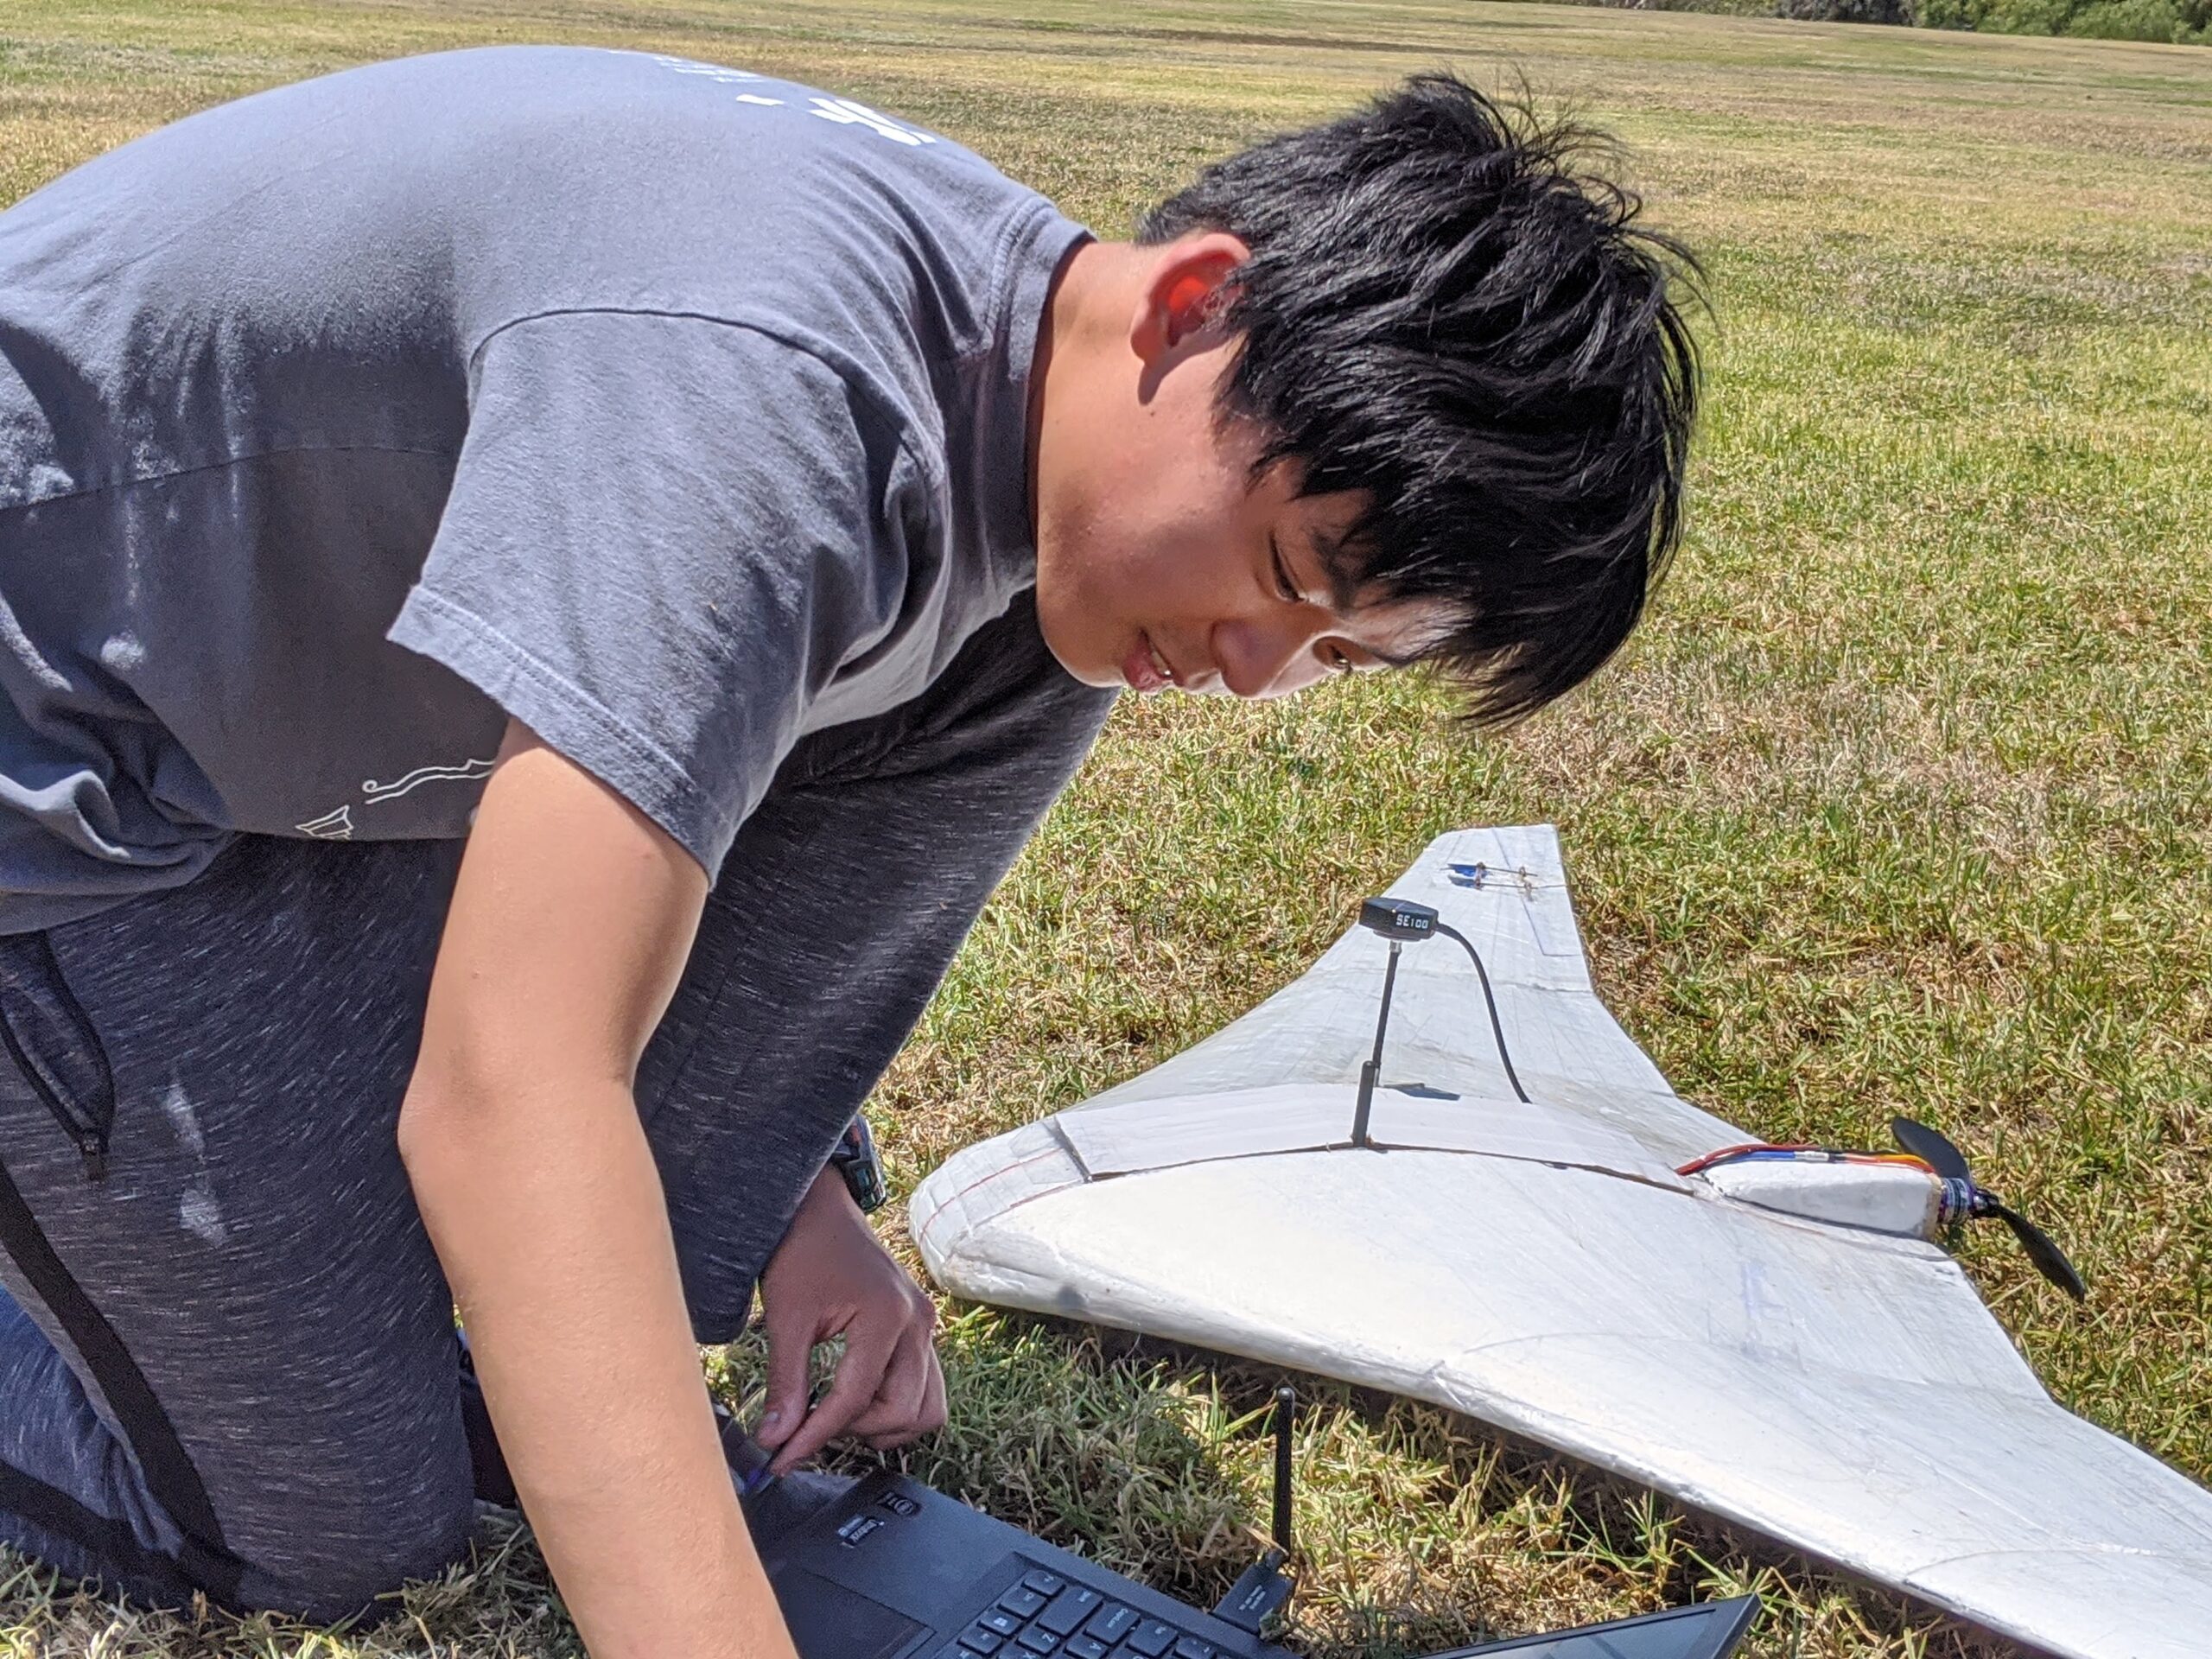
[296,805,355,841]
[359,757,498,803]
[652,55,766,83]
[293,754,494,840]
[652,56,781,103]
[805,96,938,147]
[648,56,935,147]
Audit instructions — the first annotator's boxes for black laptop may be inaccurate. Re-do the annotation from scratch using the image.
[740,1457,1759,1659]
[459,1351,1756,1659]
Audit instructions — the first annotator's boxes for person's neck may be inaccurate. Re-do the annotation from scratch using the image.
[1026,238,1138,542]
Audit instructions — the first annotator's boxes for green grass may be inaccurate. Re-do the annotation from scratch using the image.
[3,3,2209,1655]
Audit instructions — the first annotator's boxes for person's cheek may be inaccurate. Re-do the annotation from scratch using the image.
[1243,657,1325,701]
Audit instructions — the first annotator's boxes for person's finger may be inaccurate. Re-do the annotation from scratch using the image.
[849,1317,933,1442]
[756,1302,822,1452]
[862,1296,945,1446]
[864,1330,948,1450]
[768,1315,900,1472]
[916,1337,947,1433]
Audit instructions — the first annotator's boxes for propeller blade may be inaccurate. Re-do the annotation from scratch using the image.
[1891,1116,1973,1184]
[1986,1198,2088,1301]
[1889,1118,2084,1301]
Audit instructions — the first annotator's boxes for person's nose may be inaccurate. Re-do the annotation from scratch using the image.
[1210,610,1334,700]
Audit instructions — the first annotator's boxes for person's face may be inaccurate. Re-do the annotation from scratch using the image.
[1033,235,1446,700]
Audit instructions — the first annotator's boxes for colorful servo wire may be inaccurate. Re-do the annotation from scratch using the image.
[1676,1142,1978,1225]
[1675,1142,1937,1177]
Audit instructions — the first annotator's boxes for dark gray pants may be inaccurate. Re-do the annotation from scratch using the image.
[0,594,1112,1622]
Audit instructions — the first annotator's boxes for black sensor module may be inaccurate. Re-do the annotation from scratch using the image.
[1357,897,1439,941]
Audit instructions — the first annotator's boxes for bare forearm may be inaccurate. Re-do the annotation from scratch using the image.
[400,1069,797,1659]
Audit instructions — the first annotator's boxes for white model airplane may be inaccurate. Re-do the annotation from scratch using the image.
[911,826,2212,1659]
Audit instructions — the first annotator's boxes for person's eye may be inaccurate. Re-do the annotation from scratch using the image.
[1268,535,1302,604]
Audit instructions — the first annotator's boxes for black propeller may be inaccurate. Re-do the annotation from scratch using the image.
[1891,1116,2087,1302]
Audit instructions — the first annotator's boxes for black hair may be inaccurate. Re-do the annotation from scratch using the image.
[1139,73,1703,723]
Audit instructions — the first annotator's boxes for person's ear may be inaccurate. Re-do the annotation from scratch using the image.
[1129,232,1249,366]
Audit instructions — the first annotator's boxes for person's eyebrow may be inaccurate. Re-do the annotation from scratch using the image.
[1306,523,1427,669]
[1308,523,1363,614]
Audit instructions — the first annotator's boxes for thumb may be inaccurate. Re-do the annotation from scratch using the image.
[758,1309,817,1451]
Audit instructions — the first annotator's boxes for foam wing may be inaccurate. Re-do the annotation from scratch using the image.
[911,827,2212,1659]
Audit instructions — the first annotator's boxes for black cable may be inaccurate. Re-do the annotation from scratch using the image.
[1432,921,1532,1104]
[1349,940,1402,1149]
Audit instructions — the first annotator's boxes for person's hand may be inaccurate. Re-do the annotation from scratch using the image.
[754,1165,946,1474]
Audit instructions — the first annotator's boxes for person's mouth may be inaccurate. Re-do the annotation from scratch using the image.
[1122,631,1177,694]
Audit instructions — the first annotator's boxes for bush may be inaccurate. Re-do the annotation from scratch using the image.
[1777,0,1916,21]
[1592,0,1776,15]
[1770,0,2210,38]
[2064,0,2190,35]
[1910,0,2209,35]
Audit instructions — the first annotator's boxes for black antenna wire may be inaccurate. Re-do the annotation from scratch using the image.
[1432,920,1532,1104]
[1270,1385,1295,1558]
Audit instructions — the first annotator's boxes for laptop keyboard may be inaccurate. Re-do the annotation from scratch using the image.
[944,1566,1224,1659]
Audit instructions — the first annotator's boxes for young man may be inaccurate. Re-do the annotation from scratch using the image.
[0,46,1698,1658]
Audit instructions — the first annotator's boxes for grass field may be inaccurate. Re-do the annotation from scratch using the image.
[2,2,2209,1656]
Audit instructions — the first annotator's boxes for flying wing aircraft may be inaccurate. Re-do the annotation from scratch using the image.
[910,826,2212,1659]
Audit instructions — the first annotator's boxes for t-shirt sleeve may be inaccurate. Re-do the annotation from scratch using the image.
[389,310,917,876]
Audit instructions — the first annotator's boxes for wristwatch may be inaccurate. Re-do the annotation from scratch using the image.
[827,1115,888,1214]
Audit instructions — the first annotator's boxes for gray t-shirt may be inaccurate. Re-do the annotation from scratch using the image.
[0,46,1084,931]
